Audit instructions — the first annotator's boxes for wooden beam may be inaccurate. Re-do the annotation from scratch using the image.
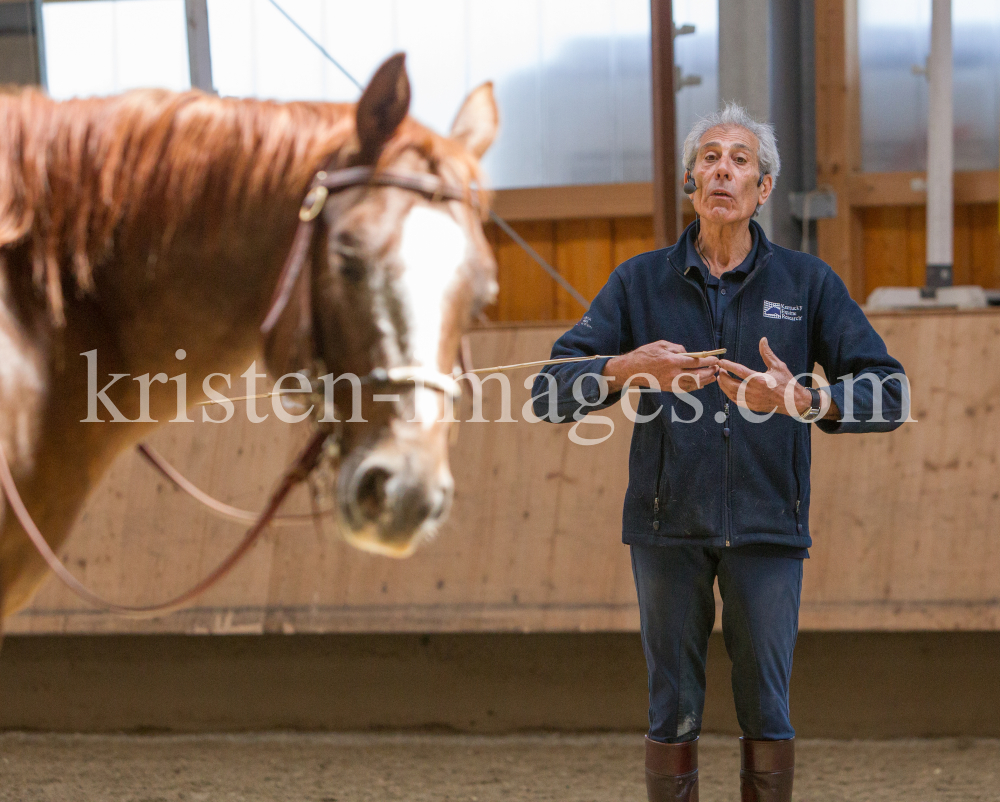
[491,183,653,222]
[848,171,1000,208]
[815,0,865,300]
[650,0,677,248]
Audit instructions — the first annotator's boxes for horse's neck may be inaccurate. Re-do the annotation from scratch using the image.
[96,190,307,393]
[69,95,353,402]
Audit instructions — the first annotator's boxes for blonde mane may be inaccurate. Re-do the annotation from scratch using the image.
[0,87,487,324]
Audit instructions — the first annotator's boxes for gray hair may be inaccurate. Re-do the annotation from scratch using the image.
[682,102,781,183]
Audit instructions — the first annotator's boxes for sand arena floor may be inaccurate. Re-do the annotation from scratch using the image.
[1,732,999,801]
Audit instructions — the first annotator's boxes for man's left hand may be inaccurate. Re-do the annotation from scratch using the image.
[717,337,811,417]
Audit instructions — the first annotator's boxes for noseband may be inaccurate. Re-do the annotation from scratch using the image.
[262,165,478,403]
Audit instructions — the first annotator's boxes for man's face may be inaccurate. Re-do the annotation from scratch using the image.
[689,125,773,225]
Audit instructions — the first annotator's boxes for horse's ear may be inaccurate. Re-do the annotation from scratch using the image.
[356,53,411,163]
[449,82,498,159]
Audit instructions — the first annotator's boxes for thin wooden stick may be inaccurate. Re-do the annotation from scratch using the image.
[679,348,727,359]
[465,354,610,374]
[466,349,725,374]
[195,350,726,406]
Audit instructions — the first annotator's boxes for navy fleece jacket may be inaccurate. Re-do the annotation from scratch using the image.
[531,220,907,549]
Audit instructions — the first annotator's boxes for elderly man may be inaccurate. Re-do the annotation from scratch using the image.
[531,104,906,802]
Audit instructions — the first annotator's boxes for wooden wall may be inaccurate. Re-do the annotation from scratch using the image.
[861,204,1000,299]
[484,218,655,323]
[483,210,696,323]
[485,201,999,323]
[10,313,1000,635]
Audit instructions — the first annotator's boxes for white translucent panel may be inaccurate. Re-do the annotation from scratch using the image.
[466,1,546,187]
[859,0,1000,173]
[859,0,930,172]
[479,0,655,186]
[42,0,189,100]
[537,0,618,184]
[318,1,395,100]
[206,0,663,188]
[672,0,719,162]
[953,1,1000,170]
[394,1,468,136]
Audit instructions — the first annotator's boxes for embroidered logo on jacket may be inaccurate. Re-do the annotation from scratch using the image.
[763,301,803,321]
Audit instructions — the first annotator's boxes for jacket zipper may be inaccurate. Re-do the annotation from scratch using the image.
[667,241,773,550]
[679,265,728,544]
[723,399,731,546]
[717,252,769,547]
[724,296,744,546]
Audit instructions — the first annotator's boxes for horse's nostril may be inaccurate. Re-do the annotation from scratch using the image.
[429,488,450,521]
[355,466,391,522]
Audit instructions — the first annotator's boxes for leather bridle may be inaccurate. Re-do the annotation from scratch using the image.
[261,164,479,404]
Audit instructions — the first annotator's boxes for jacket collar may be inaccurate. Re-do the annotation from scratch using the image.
[665,218,773,278]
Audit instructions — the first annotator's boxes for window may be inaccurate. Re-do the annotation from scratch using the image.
[859,0,1000,173]
[207,0,658,188]
[42,0,189,99]
[672,0,719,164]
[41,0,721,190]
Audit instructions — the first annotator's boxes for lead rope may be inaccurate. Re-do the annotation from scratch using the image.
[0,431,326,619]
[134,443,336,527]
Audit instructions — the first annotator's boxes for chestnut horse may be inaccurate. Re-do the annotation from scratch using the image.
[0,55,499,622]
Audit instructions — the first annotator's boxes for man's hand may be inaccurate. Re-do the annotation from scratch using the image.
[604,341,720,393]
[717,337,812,417]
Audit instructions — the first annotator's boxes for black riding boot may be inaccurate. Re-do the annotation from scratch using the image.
[645,735,698,802]
[739,737,794,802]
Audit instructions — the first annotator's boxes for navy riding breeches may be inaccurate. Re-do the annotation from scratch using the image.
[630,543,803,743]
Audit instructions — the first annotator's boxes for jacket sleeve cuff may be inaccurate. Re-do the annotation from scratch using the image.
[816,381,848,434]
[586,356,616,400]
[551,355,621,418]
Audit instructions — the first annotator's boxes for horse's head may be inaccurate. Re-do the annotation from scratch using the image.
[263,54,498,558]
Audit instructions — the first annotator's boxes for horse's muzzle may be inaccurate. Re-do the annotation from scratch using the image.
[339,450,453,557]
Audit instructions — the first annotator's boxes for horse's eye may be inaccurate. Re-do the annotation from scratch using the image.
[340,255,366,283]
[333,243,366,283]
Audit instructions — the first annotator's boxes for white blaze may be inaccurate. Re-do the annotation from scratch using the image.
[396,206,469,429]
[0,321,43,466]
[0,328,41,393]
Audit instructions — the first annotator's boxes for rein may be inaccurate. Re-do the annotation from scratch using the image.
[0,431,327,619]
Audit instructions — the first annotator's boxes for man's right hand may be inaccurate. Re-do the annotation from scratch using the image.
[603,341,720,393]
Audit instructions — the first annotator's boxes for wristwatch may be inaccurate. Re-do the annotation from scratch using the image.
[800,387,824,422]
